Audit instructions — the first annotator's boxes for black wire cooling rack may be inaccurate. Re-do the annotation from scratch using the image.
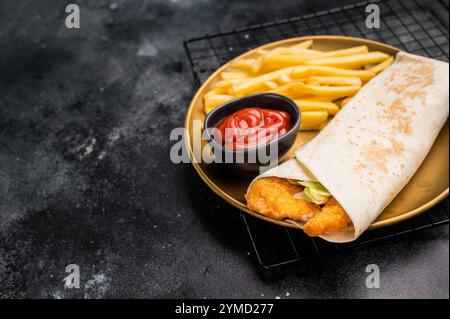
[183,0,449,271]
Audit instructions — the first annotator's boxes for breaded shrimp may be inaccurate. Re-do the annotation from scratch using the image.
[246,177,321,222]
[303,197,352,237]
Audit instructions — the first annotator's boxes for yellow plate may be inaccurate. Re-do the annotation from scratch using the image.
[184,35,449,230]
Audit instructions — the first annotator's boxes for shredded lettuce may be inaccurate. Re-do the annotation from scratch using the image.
[292,180,331,205]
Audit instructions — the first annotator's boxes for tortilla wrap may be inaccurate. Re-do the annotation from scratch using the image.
[247,52,449,243]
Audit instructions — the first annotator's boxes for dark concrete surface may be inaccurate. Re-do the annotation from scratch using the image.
[0,0,448,299]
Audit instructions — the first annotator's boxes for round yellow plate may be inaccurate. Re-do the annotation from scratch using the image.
[185,35,449,230]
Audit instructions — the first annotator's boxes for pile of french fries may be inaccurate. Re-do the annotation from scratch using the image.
[203,39,394,130]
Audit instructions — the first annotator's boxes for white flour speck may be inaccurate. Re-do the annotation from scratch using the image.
[72,137,96,159]
[137,40,159,57]
[108,131,121,144]
[97,150,107,160]
[84,273,110,298]
[51,290,64,299]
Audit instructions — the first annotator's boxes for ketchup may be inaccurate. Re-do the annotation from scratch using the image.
[216,108,291,150]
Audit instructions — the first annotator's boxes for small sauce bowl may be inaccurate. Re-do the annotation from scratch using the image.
[203,93,301,172]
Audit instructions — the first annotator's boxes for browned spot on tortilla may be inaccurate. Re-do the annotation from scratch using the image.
[391,139,405,155]
[357,139,405,176]
[389,60,434,96]
[356,161,368,171]
[387,72,396,84]
[378,59,434,135]
[361,141,390,174]
[379,98,412,135]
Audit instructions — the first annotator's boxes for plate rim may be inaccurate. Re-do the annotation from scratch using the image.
[184,35,449,230]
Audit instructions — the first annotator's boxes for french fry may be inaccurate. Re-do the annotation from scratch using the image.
[291,65,376,81]
[291,39,314,49]
[264,81,278,89]
[313,46,369,58]
[305,52,390,69]
[256,41,317,63]
[293,48,322,55]
[264,47,295,56]
[269,82,302,98]
[263,46,370,69]
[263,46,321,57]
[228,67,294,95]
[277,74,292,84]
[214,78,246,88]
[263,54,316,69]
[229,58,255,71]
[300,96,336,102]
[283,48,322,56]
[294,100,340,115]
[250,55,264,74]
[230,80,278,97]
[300,122,327,131]
[301,111,329,123]
[204,87,227,97]
[300,111,329,131]
[204,94,234,114]
[220,72,250,80]
[291,82,361,100]
[368,56,394,74]
[305,76,362,86]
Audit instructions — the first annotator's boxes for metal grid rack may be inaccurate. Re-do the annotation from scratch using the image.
[184,0,449,271]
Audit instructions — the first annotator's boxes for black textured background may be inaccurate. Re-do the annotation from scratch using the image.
[0,0,448,298]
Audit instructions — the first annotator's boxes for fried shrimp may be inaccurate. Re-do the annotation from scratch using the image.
[246,177,352,237]
[245,177,321,221]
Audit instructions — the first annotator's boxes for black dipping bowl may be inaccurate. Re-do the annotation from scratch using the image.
[204,93,301,172]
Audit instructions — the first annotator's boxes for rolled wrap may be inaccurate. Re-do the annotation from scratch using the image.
[247,52,449,243]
